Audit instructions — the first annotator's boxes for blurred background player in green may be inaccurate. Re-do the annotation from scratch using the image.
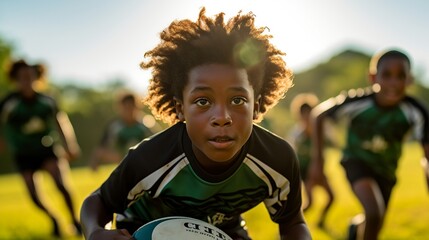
[310,49,429,240]
[287,93,334,228]
[0,59,82,237]
[90,91,156,171]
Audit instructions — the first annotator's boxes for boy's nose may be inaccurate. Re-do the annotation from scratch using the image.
[211,105,232,127]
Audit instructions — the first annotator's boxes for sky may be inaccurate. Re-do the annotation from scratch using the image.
[1,0,428,94]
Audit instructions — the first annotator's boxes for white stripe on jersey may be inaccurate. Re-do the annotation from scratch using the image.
[153,157,190,197]
[127,153,186,205]
[336,98,372,120]
[242,156,273,195]
[246,154,290,215]
[1,98,19,123]
[400,102,425,141]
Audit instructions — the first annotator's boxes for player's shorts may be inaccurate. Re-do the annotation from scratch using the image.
[115,214,251,240]
[341,159,397,206]
[14,147,58,172]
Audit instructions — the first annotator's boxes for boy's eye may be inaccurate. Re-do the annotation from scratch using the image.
[195,98,210,106]
[381,71,407,81]
[231,97,247,105]
[398,72,406,80]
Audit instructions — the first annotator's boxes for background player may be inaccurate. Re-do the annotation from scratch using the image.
[0,59,82,237]
[288,93,334,228]
[309,49,429,240]
[90,91,155,171]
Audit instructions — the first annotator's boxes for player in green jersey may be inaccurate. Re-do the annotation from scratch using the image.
[288,93,334,228]
[309,49,429,240]
[0,59,82,237]
[80,8,311,240]
[90,91,154,171]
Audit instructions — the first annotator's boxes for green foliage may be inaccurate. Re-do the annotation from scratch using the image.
[0,35,13,95]
[0,36,13,173]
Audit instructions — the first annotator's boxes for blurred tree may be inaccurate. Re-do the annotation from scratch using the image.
[0,35,13,96]
[0,36,13,173]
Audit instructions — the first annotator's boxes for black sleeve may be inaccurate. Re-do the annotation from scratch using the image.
[98,125,179,213]
[405,96,429,144]
[99,148,140,213]
[269,144,303,224]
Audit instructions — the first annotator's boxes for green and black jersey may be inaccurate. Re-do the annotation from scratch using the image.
[0,92,59,155]
[99,122,302,230]
[99,119,152,156]
[322,90,429,180]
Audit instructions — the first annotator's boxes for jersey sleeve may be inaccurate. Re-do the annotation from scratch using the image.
[42,94,60,114]
[99,124,181,213]
[265,147,303,224]
[99,148,140,213]
[0,93,17,124]
[404,97,429,143]
[319,92,351,120]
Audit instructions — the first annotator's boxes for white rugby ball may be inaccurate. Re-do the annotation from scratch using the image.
[132,216,233,240]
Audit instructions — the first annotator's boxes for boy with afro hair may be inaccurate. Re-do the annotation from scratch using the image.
[81,8,311,240]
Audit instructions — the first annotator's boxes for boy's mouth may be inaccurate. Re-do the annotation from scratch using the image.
[211,136,233,142]
[208,136,235,149]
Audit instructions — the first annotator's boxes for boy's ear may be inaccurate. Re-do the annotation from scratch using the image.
[253,95,262,120]
[174,97,185,121]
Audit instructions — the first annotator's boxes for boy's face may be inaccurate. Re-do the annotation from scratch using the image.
[15,67,36,93]
[176,64,260,167]
[119,99,137,123]
[370,57,411,106]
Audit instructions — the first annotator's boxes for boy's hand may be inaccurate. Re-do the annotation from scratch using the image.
[65,147,81,161]
[89,228,133,240]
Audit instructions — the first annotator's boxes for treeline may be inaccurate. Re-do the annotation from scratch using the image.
[1,37,429,173]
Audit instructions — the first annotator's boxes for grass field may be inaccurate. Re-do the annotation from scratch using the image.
[0,143,428,239]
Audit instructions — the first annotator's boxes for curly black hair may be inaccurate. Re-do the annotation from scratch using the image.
[8,59,45,81]
[141,8,293,124]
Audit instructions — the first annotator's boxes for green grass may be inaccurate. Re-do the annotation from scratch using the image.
[0,143,428,239]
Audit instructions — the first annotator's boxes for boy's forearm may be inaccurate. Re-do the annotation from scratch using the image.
[421,157,429,193]
[80,191,113,239]
[56,111,80,155]
[311,114,325,166]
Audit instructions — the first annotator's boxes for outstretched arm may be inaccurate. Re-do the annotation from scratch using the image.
[80,191,132,240]
[278,211,312,240]
[308,108,327,186]
[56,111,81,160]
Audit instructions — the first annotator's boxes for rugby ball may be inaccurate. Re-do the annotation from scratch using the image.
[132,216,233,240]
